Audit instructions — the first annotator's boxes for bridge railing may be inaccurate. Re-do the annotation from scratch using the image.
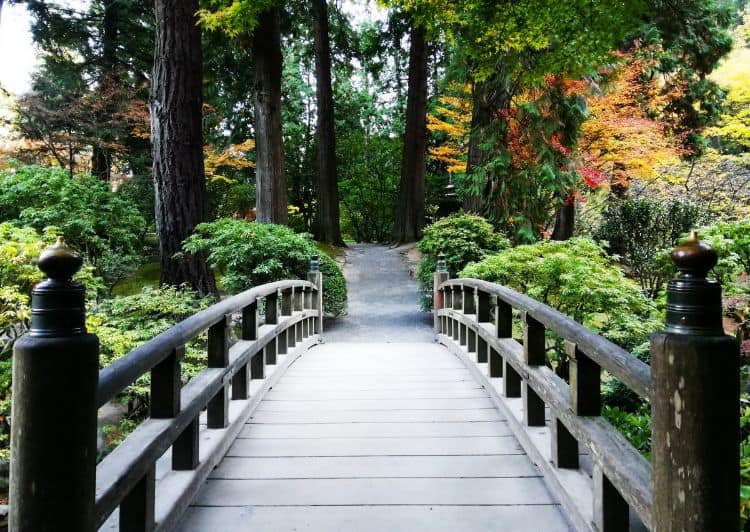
[434,235,739,532]
[9,238,324,532]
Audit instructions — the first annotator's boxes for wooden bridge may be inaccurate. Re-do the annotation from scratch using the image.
[9,240,740,531]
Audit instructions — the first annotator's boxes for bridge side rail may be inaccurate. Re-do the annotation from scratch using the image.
[9,239,324,532]
[434,235,739,532]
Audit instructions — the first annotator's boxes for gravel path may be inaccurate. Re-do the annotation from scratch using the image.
[323,244,434,343]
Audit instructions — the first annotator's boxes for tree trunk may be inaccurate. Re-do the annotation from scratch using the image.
[312,0,343,244]
[152,0,217,296]
[551,202,575,240]
[252,8,287,225]
[393,23,428,243]
[463,78,511,214]
[91,0,118,182]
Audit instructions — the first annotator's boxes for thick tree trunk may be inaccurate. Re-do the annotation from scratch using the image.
[463,78,511,214]
[252,8,287,225]
[551,202,575,240]
[312,0,343,244]
[152,0,217,296]
[393,23,428,243]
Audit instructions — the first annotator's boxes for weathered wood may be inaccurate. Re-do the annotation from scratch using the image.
[277,329,288,355]
[266,291,279,324]
[207,315,230,429]
[281,288,293,316]
[172,417,199,471]
[295,321,303,342]
[523,383,545,427]
[459,323,467,346]
[265,336,277,365]
[250,350,265,380]
[551,417,578,469]
[294,288,303,311]
[207,383,229,429]
[477,335,488,364]
[489,346,503,378]
[567,341,600,416]
[150,345,183,418]
[231,362,250,400]
[468,327,477,353]
[523,312,545,366]
[242,302,258,341]
[119,465,155,532]
[463,287,476,315]
[594,466,629,532]
[503,359,521,398]
[477,290,491,323]
[496,300,512,338]
[453,287,463,311]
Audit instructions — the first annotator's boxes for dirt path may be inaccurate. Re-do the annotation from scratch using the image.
[323,244,434,343]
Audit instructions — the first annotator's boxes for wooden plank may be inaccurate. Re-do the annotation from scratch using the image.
[264,388,488,400]
[209,454,540,479]
[256,398,495,412]
[238,421,511,439]
[226,436,523,457]
[192,477,559,506]
[248,409,502,424]
[178,505,571,532]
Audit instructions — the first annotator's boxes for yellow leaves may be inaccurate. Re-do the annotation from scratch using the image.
[204,139,256,181]
[427,87,471,175]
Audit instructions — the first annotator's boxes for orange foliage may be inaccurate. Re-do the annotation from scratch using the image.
[427,87,471,174]
[204,139,256,181]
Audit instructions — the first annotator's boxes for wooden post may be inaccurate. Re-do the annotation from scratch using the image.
[651,233,739,531]
[207,315,230,429]
[433,253,450,333]
[308,255,324,334]
[10,238,99,532]
[151,345,184,418]
[522,312,545,426]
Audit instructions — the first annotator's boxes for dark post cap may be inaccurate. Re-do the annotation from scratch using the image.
[436,252,447,273]
[664,231,723,336]
[309,254,320,273]
[30,237,87,337]
[671,231,718,279]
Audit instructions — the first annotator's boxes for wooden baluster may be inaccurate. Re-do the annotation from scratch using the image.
[250,349,265,380]
[496,299,512,338]
[119,465,155,532]
[476,335,488,364]
[503,359,521,397]
[453,286,463,311]
[522,312,545,426]
[594,466,629,532]
[467,327,477,354]
[488,346,503,378]
[277,290,289,356]
[150,345,183,419]
[551,417,578,469]
[172,417,199,471]
[567,341,601,416]
[281,288,293,316]
[462,286,476,315]
[265,336,277,365]
[294,286,303,312]
[266,290,279,325]
[277,328,288,356]
[459,322,467,346]
[233,302,257,400]
[307,257,324,334]
[207,315,230,429]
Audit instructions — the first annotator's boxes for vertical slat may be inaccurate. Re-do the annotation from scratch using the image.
[523,383,545,426]
[496,300,512,338]
[489,346,503,377]
[445,286,453,308]
[172,417,199,470]
[523,312,546,366]
[294,288,303,311]
[266,291,279,324]
[231,363,250,400]
[477,335,488,364]
[119,466,155,532]
[468,328,476,353]
[503,359,521,397]
[250,350,264,380]
[463,287,476,315]
[594,466,629,532]
[477,290,491,322]
[265,337,277,365]
[242,301,258,341]
[296,321,303,342]
[453,287,463,311]
[288,321,296,349]
[207,316,230,429]
[551,417,579,469]
[150,345,183,418]
[304,286,313,310]
[567,341,601,416]
[281,288,293,316]
[459,323,467,346]
[277,329,288,355]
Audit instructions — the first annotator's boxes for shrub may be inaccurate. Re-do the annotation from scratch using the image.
[182,219,347,316]
[594,199,705,298]
[695,220,750,288]
[0,164,148,290]
[416,212,509,309]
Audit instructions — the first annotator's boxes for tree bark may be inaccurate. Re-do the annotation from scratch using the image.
[252,8,287,225]
[312,0,342,244]
[152,0,217,296]
[393,23,428,243]
[551,202,575,240]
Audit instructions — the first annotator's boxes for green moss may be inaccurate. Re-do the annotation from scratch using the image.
[111,261,160,297]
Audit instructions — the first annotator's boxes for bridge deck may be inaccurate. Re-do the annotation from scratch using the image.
[178,342,571,531]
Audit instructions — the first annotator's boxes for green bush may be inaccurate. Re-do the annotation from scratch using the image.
[416,212,509,309]
[695,220,750,290]
[0,164,148,289]
[182,219,347,316]
[594,199,705,298]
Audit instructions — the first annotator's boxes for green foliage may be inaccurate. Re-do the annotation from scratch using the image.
[88,286,214,401]
[182,219,347,316]
[594,199,705,298]
[416,212,509,309]
[697,220,750,281]
[460,238,658,355]
[741,404,750,527]
[603,404,652,460]
[0,165,147,289]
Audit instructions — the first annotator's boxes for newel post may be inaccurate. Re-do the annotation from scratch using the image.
[651,232,739,531]
[10,237,100,532]
[307,254,324,335]
[433,253,450,333]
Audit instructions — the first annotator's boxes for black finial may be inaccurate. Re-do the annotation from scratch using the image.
[664,232,723,336]
[310,254,320,273]
[436,252,447,273]
[30,237,87,337]
[38,236,83,282]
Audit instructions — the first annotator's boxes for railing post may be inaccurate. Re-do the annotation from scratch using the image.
[433,253,450,333]
[651,233,739,531]
[10,238,99,532]
[207,314,231,429]
[522,312,546,427]
[307,254,324,334]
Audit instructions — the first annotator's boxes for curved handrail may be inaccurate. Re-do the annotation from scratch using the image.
[97,279,317,407]
[440,278,651,400]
